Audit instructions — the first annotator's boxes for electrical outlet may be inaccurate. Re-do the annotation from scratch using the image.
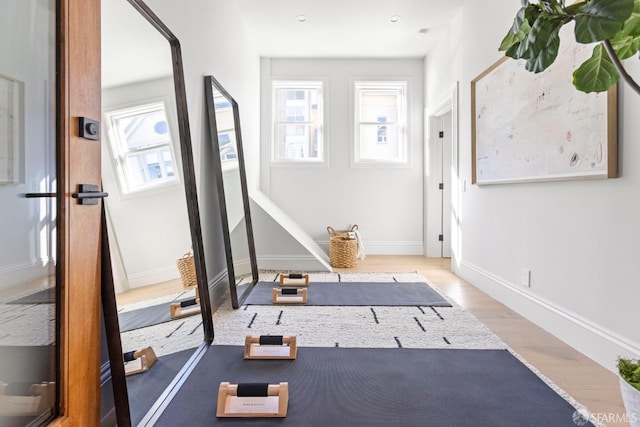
[521,268,531,287]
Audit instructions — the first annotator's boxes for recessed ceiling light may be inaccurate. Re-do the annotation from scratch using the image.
[418,28,429,36]
[296,15,307,23]
[389,15,400,23]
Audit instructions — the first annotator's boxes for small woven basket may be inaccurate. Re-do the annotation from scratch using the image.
[176,252,197,288]
[327,225,358,268]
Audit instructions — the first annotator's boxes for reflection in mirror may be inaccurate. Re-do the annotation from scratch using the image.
[102,0,211,423]
[204,75,258,308]
[0,1,57,424]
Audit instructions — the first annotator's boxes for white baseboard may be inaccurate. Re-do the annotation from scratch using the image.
[207,269,231,305]
[0,259,54,290]
[127,265,180,289]
[317,240,424,256]
[234,259,252,277]
[257,255,332,272]
[455,259,640,373]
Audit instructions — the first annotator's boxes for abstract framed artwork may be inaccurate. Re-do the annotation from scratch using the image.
[471,38,617,185]
[0,74,23,185]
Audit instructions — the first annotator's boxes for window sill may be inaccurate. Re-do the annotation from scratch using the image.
[350,159,411,169]
[270,160,329,168]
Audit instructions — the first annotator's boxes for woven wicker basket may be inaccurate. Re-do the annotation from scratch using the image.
[176,252,197,288]
[329,236,358,268]
[327,225,359,268]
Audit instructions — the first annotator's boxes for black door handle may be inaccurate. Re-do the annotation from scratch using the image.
[23,193,56,198]
[72,184,109,205]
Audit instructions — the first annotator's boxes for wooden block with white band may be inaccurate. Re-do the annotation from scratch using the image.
[272,287,307,304]
[123,346,158,376]
[279,273,309,287]
[170,287,200,319]
[216,382,289,418]
[244,335,297,359]
[0,381,55,416]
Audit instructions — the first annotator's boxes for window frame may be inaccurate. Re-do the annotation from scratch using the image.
[271,79,327,166]
[352,80,409,167]
[103,97,181,197]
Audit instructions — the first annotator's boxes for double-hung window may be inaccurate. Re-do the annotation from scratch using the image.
[354,81,407,164]
[105,100,178,194]
[272,81,324,163]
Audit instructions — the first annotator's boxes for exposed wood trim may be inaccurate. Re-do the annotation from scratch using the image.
[52,0,103,424]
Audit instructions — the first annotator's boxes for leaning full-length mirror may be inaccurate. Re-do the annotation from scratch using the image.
[204,75,258,308]
[102,0,211,423]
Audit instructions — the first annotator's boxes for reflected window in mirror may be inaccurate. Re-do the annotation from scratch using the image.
[104,99,180,195]
[212,94,238,167]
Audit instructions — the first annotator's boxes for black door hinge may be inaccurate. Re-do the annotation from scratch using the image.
[438,234,444,242]
[439,183,443,190]
[438,131,444,138]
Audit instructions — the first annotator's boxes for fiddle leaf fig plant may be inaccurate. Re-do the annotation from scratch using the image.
[499,0,640,94]
[618,357,640,391]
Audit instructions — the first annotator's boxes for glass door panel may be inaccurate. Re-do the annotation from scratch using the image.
[0,0,58,425]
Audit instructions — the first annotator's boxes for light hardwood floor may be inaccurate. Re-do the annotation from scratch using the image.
[116,255,629,426]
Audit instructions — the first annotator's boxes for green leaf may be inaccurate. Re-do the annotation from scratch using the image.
[573,43,620,92]
[574,0,634,43]
[500,7,528,52]
[566,2,587,15]
[500,29,523,54]
[516,15,565,72]
[610,0,640,59]
[500,16,532,56]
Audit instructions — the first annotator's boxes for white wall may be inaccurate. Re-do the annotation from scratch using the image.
[0,0,55,290]
[261,58,425,255]
[426,0,640,370]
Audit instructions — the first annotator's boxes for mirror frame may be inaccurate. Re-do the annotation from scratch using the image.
[203,75,258,308]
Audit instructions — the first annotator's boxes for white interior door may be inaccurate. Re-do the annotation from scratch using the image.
[441,112,452,258]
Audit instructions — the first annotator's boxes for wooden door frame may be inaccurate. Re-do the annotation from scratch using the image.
[51,0,103,424]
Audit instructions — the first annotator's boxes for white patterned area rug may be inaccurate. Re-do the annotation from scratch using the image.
[119,271,505,357]
[120,271,602,426]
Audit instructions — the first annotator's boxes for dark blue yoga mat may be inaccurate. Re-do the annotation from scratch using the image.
[7,288,55,304]
[126,348,196,426]
[118,298,199,332]
[244,281,451,307]
[152,346,591,426]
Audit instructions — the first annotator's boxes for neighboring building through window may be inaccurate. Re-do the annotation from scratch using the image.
[272,81,324,162]
[105,101,178,194]
[354,81,407,164]
[213,94,238,165]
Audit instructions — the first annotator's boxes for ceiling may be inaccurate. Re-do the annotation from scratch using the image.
[234,0,464,58]
[102,0,464,88]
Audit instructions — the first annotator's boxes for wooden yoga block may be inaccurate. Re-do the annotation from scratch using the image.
[124,346,158,376]
[170,287,201,319]
[216,382,288,418]
[244,335,297,360]
[279,273,309,287]
[0,382,55,416]
[272,287,307,304]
